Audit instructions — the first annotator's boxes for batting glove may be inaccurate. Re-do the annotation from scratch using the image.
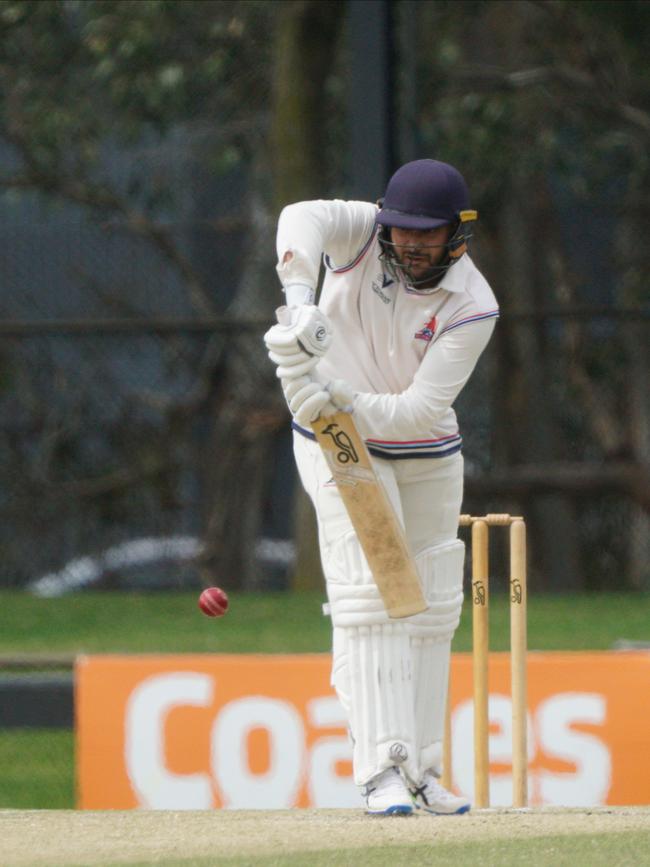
[264,305,333,377]
[281,375,356,425]
[281,376,335,426]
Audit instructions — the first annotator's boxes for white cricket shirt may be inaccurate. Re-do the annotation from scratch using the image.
[276,199,498,459]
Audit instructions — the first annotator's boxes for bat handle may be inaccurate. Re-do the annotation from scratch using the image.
[275,306,293,326]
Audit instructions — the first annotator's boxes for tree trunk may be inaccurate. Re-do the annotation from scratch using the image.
[468,2,583,592]
[199,162,286,591]
[495,186,582,592]
[627,322,650,589]
[271,1,344,205]
[270,0,345,591]
[199,0,345,592]
[617,196,650,590]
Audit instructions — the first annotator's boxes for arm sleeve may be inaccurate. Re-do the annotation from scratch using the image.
[276,200,377,302]
[350,318,497,439]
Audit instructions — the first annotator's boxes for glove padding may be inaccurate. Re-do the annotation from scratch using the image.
[282,376,334,426]
[281,375,355,426]
[264,305,332,362]
[267,345,319,379]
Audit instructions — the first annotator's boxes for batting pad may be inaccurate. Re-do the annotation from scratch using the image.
[334,622,418,786]
[411,637,451,779]
[410,541,465,780]
[326,538,464,635]
[325,534,464,784]
[410,539,465,638]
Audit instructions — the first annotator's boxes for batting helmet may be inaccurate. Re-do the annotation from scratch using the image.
[376,159,477,289]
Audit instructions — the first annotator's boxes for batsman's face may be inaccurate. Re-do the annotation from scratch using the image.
[390,225,451,278]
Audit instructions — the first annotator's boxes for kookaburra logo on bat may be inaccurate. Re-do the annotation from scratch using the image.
[321,423,359,464]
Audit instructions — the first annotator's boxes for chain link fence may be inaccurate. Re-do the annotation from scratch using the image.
[0,322,298,594]
[0,313,647,596]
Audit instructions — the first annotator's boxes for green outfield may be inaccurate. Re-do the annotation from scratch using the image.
[0,730,73,809]
[126,833,650,867]
[1,590,649,655]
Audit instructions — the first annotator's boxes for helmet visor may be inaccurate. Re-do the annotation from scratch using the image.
[375,207,452,231]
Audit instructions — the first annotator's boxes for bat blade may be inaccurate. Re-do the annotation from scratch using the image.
[312,411,427,618]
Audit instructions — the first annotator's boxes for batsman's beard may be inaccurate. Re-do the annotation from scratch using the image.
[387,242,450,290]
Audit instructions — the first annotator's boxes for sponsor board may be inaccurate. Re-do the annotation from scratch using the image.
[76,651,650,809]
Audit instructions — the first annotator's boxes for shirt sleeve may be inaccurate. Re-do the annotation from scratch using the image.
[276,200,377,302]
[350,318,497,439]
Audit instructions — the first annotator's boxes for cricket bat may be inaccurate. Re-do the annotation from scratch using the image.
[311,411,427,618]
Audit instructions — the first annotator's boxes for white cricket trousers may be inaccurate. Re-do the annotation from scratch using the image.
[293,431,465,785]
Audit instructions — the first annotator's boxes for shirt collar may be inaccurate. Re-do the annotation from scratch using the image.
[436,253,472,293]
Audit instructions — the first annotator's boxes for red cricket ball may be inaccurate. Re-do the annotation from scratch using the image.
[198,586,229,618]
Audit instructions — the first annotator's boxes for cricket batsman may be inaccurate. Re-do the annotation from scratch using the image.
[264,159,498,815]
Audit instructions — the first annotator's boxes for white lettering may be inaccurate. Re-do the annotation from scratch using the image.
[307,696,359,807]
[537,692,611,806]
[125,672,213,809]
[211,697,305,808]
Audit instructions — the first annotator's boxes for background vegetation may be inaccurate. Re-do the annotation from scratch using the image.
[0,1,648,597]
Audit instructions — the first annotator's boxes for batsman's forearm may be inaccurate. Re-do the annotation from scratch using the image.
[351,319,496,439]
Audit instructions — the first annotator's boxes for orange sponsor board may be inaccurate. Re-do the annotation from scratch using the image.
[76,652,650,809]
[447,652,650,807]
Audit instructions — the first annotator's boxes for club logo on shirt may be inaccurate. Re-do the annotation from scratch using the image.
[371,272,394,304]
[415,315,437,342]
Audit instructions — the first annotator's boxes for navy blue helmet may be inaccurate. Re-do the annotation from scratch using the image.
[376,159,477,288]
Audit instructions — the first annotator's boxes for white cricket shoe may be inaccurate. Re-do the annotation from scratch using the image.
[362,767,414,816]
[409,771,471,815]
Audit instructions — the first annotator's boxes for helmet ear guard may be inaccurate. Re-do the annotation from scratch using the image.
[447,210,478,259]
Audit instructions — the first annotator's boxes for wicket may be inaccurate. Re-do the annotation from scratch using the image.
[442,513,528,808]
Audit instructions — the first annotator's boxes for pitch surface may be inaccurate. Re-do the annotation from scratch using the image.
[2,807,650,866]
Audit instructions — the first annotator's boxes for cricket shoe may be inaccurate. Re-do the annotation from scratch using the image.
[362,767,414,816]
[410,772,471,815]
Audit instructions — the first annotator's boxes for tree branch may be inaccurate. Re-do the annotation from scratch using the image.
[466,461,650,512]
[0,136,218,317]
[450,63,650,138]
